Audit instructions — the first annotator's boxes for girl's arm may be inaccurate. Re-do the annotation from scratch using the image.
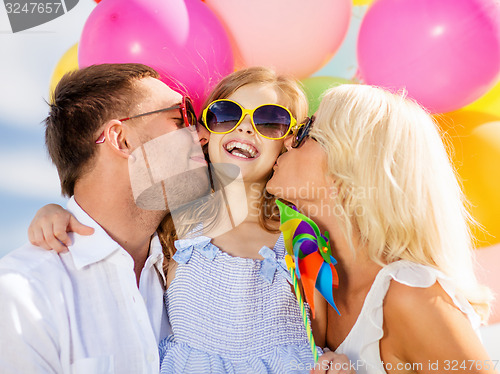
[381,281,497,374]
[27,204,94,253]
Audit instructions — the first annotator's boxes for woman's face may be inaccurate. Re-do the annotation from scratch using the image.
[207,83,285,184]
[267,134,332,208]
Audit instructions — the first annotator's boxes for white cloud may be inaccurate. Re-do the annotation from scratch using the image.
[0,1,95,128]
[0,149,62,199]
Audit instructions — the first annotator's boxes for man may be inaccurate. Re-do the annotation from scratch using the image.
[0,63,208,373]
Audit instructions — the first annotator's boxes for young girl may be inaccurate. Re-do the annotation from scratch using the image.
[268,84,495,374]
[27,67,321,373]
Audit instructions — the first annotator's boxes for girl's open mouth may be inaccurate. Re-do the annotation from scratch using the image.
[223,140,259,159]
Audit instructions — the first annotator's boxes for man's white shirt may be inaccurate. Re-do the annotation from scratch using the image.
[0,197,171,373]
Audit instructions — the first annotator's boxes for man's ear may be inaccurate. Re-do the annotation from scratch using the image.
[197,123,210,146]
[101,120,131,159]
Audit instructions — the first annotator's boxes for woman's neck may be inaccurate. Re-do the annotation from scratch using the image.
[298,199,381,295]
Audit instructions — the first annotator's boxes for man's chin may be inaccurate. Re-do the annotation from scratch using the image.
[133,166,211,211]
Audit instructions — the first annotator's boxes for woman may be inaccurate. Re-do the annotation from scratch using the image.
[268,84,496,374]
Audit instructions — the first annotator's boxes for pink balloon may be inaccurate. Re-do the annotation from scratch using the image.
[475,243,500,324]
[79,0,234,114]
[357,0,500,113]
[204,0,351,79]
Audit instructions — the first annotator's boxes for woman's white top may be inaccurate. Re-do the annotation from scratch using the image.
[335,260,481,374]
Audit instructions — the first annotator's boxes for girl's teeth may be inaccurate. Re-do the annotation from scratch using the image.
[225,141,257,158]
[232,151,249,159]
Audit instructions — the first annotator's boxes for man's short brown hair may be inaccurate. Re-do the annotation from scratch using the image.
[45,63,160,197]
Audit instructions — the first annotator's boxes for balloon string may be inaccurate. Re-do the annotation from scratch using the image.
[286,255,319,363]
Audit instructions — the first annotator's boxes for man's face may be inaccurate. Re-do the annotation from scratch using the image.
[126,77,211,213]
[126,77,188,142]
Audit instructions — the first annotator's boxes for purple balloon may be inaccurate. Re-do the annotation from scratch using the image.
[357,0,500,113]
[79,0,234,114]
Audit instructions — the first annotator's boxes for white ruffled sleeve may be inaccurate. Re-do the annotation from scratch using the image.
[335,260,481,374]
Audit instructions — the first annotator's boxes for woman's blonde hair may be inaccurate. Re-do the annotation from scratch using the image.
[310,84,492,322]
[158,66,308,267]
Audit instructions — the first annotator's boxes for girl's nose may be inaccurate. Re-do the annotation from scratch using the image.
[236,114,255,135]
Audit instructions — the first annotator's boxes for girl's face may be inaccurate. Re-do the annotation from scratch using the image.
[267,134,332,208]
[207,83,285,184]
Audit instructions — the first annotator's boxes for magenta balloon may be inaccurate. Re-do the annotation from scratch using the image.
[357,0,500,113]
[78,0,234,114]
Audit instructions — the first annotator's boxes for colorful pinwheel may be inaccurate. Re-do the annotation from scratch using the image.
[276,200,340,318]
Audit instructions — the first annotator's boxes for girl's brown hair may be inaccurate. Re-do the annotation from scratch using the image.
[157,66,308,270]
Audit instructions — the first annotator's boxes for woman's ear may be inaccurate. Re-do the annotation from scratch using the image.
[327,176,339,201]
[101,120,131,159]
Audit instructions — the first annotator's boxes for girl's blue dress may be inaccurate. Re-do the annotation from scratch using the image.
[158,234,319,373]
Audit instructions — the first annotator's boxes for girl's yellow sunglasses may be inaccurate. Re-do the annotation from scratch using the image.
[201,99,297,140]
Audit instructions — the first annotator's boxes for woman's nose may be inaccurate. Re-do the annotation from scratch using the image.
[283,134,294,151]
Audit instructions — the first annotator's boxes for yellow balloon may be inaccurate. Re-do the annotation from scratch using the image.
[49,43,79,100]
[436,110,500,247]
[353,0,373,5]
[464,78,500,118]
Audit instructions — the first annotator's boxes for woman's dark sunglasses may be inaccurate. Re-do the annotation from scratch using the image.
[292,115,315,148]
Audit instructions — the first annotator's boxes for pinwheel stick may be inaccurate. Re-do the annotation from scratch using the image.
[285,254,319,363]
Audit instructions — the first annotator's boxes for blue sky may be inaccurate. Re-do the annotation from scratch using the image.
[0,1,95,256]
